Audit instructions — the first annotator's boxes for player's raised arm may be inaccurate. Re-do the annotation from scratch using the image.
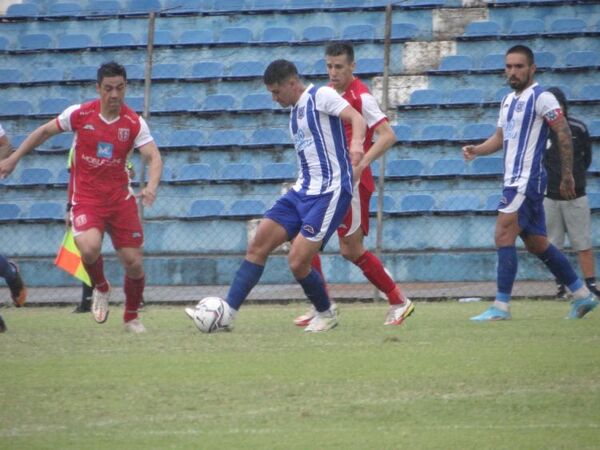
[462,127,503,161]
[0,119,62,178]
[0,132,12,161]
[137,140,163,207]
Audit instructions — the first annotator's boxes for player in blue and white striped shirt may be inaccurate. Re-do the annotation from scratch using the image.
[225,59,367,332]
[463,45,598,320]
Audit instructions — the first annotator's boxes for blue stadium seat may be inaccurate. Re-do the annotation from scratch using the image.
[401,0,446,7]
[47,2,83,17]
[99,32,136,49]
[18,33,52,51]
[168,130,205,149]
[432,55,473,74]
[251,0,284,13]
[55,168,70,186]
[390,23,419,41]
[287,0,328,11]
[39,97,70,116]
[329,0,371,10]
[385,159,424,178]
[577,84,600,102]
[446,88,483,106]
[546,18,587,37]
[562,51,600,70]
[219,27,253,45]
[0,37,8,51]
[178,30,214,46]
[588,120,600,138]
[57,33,93,51]
[28,67,63,84]
[471,157,503,177]
[210,0,247,14]
[68,65,98,83]
[419,124,456,143]
[494,87,511,102]
[369,195,395,214]
[461,123,496,142]
[162,96,198,113]
[391,124,412,141]
[398,194,434,215]
[221,163,257,181]
[227,61,267,79]
[434,195,480,214]
[152,63,182,80]
[185,199,225,219]
[408,89,443,107]
[481,193,502,213]
[0,69,24,85]
[39,133,74,152]
[261,163,296,181]
[142,30,176,47]
[260,27,296,45]
[86,0,122,17]
[342,24,375,42]
[588,192,600,211]
[23,202,64,222]
[174,163,212,182]
[226,200,265,217]
[478,53,504,72]
[429,159,466,178]
[508,19,545,37]
[0,203,21,222]
[162,0,204,14]
[207,129,245,147]
[125,96,145,112]
[124,64,145,80]
[302,26,336,43]
[354,58,384,76]
[311,58,328,76]
[240,93,277,112]
[250,128,289,147]
[124,0,162,15]
[189,61,223,79]
[6,3,40,18]
[461,20,501,39]
[534,51,556,70]
[0,100,33,117]
[200,94,236,113]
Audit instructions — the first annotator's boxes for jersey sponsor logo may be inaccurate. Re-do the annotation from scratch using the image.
[293,129,313,153]
[132,232,142,238]
[118,128,130,142]
[83,124,95,130]
[97,142,113,159]
[74,214,87,227]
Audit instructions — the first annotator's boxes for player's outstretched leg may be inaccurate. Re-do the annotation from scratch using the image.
[294,254,336,326]
[297,267,338,332]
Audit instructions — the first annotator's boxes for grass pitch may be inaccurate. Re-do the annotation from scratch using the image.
[1,301,599,450]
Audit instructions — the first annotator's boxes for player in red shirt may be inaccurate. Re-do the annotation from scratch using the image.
[0,62,163,333]
[294,42,414,327]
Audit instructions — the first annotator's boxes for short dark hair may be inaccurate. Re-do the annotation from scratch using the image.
[325,42,355,63]
[506,45,535,65]
[97,61,127,84]
[263,59,298,85]
[547,86,568,116]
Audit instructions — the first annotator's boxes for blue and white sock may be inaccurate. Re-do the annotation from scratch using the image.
[225,260,264,311]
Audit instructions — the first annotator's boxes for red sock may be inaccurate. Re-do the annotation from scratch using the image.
[355,251,405,305]
[310,253,329,296]
[123,275,144,322]
[82,256,109,292]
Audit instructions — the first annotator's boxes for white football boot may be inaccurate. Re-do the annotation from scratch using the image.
[304,307,338,333]
[124,318,146,334]
[384,298,415,326]
[91,284,111,324]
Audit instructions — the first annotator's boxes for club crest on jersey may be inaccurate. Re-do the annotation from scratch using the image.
[74,214,87,227]
[118,128,130,142]
[96,142,113,159]
[297,106,305,120]
[515,102,525,113]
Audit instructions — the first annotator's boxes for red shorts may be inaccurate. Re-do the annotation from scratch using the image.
[71,196,144,249]
[337,183,372,237]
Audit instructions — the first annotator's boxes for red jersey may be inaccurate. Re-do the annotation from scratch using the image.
[333,78,388,193]
[57,99,152,206]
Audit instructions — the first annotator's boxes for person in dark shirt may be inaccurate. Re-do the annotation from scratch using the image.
[543,86,599,298]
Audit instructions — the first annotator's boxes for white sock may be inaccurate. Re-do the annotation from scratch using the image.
[572,285,591,300]
[493,300,510,312]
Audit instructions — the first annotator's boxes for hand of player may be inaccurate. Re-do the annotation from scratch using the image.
[136,187,157,207]
[0,156,17,179]
[462,145,477,161]
[559,174,576,200]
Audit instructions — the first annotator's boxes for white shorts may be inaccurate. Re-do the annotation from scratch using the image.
[543,196,592,251]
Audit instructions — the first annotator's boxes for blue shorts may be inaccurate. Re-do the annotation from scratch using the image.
[265,188,352,249]
[498,187,546,236]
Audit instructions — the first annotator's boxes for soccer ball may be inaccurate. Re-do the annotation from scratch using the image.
[185,297,233,333]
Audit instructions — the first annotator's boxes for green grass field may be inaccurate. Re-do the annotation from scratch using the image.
[1,301,599,450]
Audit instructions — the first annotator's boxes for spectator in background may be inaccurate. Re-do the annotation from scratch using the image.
[543,87,599,299]
[0,124,27,332]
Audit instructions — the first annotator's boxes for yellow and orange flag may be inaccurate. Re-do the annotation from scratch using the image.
[54,229,92,286]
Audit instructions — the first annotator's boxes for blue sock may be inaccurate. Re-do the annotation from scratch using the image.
[225,260,264,311]
[0,255,16,283]
[497,246,518,303]
[536,244,581,292]
[297,268,331,313]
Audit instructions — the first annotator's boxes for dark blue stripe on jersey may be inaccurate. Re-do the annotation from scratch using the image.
[512,94,535,184]
[328,113,352,192]
[291,104,310,194]
[529,85,548,194]
[307,86,331,194]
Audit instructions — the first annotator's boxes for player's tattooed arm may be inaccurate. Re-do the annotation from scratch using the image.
[551,117,576,199]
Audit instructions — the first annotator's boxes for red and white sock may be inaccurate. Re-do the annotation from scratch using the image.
[355,251,405,305]
[123,275,144,322]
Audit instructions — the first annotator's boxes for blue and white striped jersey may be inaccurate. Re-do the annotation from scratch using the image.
[290,84,353,196]
[498,82,561,198]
